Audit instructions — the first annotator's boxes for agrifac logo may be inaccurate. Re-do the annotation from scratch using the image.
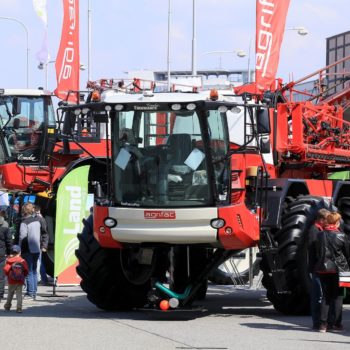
[144,210,176,220]
[255,0,290,90]
[256,0,274,79]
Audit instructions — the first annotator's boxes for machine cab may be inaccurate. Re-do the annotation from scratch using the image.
[106,94,231,208]
[0,89,56,165]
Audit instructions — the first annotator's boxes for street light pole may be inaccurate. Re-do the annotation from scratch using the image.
[247,39,252,82]
[0,16,29,88]
[167,0,172,91]
[191,0,197,75]
[88,0,92,81]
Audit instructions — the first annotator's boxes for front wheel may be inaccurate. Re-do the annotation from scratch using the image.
[75,216,165,310]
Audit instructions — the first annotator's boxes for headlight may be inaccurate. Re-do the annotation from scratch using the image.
[218,106,228,113]
[231,106,241,114]
[104,217,117,228]
[210,218,225,229]
[171,103,181,111]
[186,103,196,111]
[114,104,124,111]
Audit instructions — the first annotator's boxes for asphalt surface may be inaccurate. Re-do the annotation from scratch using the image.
[0,283,349,350]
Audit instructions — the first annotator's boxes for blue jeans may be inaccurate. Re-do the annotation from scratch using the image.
[310,273,322,328]
[23,252,40,297]
[40,257,48,283]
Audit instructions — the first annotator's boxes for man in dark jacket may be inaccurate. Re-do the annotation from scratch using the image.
[316,211,350,332]
[0,224,13,299]
[19,202,48,300]
[308,208,329,329]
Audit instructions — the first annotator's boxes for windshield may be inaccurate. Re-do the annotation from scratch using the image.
[0,95,55,163]
[112,108,229,207]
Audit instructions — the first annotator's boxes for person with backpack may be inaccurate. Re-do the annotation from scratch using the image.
[0,219,12,300]
[19,202,48,300]
[315,211,350,333]
[3,245,28,313]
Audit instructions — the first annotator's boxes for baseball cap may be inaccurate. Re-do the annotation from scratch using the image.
[11,245,21,254]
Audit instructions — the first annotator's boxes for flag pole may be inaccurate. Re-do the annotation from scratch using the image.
[88,0,92,81]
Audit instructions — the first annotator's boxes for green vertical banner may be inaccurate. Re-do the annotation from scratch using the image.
[54,165,90,285]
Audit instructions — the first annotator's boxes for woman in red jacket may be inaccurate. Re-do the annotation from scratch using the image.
[316,212,350,332]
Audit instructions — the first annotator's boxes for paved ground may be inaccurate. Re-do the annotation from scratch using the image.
[0,283,349,350]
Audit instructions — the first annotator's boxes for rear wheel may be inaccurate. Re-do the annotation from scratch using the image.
[75,216,165,310]
[261,195,334,315]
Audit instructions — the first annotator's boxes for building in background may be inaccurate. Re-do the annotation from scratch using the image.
[326,30,350,95]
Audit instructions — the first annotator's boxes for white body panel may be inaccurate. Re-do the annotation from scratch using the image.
[108,207,218,244]
[2,88,51,97]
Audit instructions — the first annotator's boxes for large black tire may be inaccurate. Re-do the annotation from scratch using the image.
[260,195,334,315]
[170,245,208,301]
[208,248,261,285]
[337,197,350,304]
[75,216,163,310]
[337,197,350,235]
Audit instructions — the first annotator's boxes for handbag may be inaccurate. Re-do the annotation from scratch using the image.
[322,257,338,272]
[317,231,338,273]
[324,231,342,272]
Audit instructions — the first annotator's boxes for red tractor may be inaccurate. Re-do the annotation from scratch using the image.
[53,55,350,313]
[0,88,108,274]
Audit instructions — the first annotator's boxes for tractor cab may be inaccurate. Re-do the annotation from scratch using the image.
[64,86,270,213]
[0,88,56,165]
[111,97,230,208]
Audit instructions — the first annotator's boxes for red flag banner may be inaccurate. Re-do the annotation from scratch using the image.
[54,0,80,103]
[255,0,290,91]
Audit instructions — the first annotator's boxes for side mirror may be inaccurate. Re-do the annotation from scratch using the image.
[13,118,20,130]
[12,97,21,116]
[257,108,270,134]
[260,136,271,154]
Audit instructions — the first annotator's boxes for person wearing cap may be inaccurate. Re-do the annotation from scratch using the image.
[0,217,12,300]
[3,245,28,313]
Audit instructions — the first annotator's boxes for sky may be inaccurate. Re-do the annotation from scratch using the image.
[0,0,349,92]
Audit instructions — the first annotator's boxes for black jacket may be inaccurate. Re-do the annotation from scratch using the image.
[0,226,12,259]
[308,224,322,273]
[316,229,350,273]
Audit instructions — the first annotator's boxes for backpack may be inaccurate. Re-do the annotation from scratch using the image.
[9,262,25,281]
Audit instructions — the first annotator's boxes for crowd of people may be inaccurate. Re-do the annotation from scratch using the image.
[308,208,350,332]
[0,202,49,312]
